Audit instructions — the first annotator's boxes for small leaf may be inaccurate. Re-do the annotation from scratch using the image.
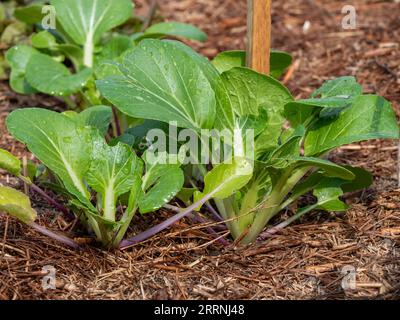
[26,53,92,96]
[74,106,112,136]
[86,138,142,221]
[305,95,400,156]
[144,22,207,42]
[201,157,253,200]
[6,45,38,94]
[313,178,349,212]
[284,77,363,127]
[212,50,292,78]
[31,31,57,49]
[0,148,21,175]
[139,152,184,214]
[0,186,37,224]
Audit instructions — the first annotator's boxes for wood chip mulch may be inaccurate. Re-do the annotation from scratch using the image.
[0,0,399,300]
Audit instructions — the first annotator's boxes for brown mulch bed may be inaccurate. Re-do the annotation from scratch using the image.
[0,0,399,300]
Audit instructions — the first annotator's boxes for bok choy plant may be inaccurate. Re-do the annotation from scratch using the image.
[6,0,207,110]
[96,39,399,247]
[0,106,184,248]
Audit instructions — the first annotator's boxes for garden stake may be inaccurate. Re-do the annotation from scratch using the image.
[247,0,272,74]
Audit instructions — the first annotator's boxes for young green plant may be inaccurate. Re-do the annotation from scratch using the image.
[6,0,207,112]
[1,106,184,248]
[96,39,399,247]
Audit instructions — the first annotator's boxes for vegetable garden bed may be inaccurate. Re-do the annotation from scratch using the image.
[0,0,399,300]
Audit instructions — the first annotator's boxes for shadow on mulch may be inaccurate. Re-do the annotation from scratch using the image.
[0,0,399,300]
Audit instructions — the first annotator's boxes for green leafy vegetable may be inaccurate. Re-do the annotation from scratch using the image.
[101,38,399,246]
[97,39,216,130]
[26,53,92,96]
[5,108,184,248]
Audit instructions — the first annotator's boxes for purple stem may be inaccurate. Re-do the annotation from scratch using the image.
[205,202,224,222]
[120,184,224,250]
[30,222,80,249]
[112,107,121,137]
[29,183,75,221]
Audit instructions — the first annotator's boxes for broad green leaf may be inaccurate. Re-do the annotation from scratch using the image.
[0,186,37,224]
[212,50,292,79]
[312,77,363,99]
[97,39,217,130]
[221,67,293,117]
[25,53,92,96]
[6,45,38,94]
[51,0,133,67]
[219,67,292,155]
[144,22,207,42]
[7,108,92,205]
[74,105,112,136]
[284,77,363,127]
[201,157,253,200]
[165,40,235,131]
[31,31,57,49]
[0,148,21,175]
[86,139,142,221]
[305,95,400,156]
[313,178,349,212]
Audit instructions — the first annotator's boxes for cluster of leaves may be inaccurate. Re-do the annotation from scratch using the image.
[1,4,398,250]
[6,0,207,111]
[0,0,38,80]
[0,106,184,248]
[96,39,399,246]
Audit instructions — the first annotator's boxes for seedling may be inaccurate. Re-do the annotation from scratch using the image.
[0,107,184,248]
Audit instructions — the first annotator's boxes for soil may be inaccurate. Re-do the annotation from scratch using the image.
[0,0,399,300]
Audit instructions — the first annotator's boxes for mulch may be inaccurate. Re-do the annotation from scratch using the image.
[0,0,399,300]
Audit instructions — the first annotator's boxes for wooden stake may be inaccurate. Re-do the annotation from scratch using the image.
[247,0,272,75]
